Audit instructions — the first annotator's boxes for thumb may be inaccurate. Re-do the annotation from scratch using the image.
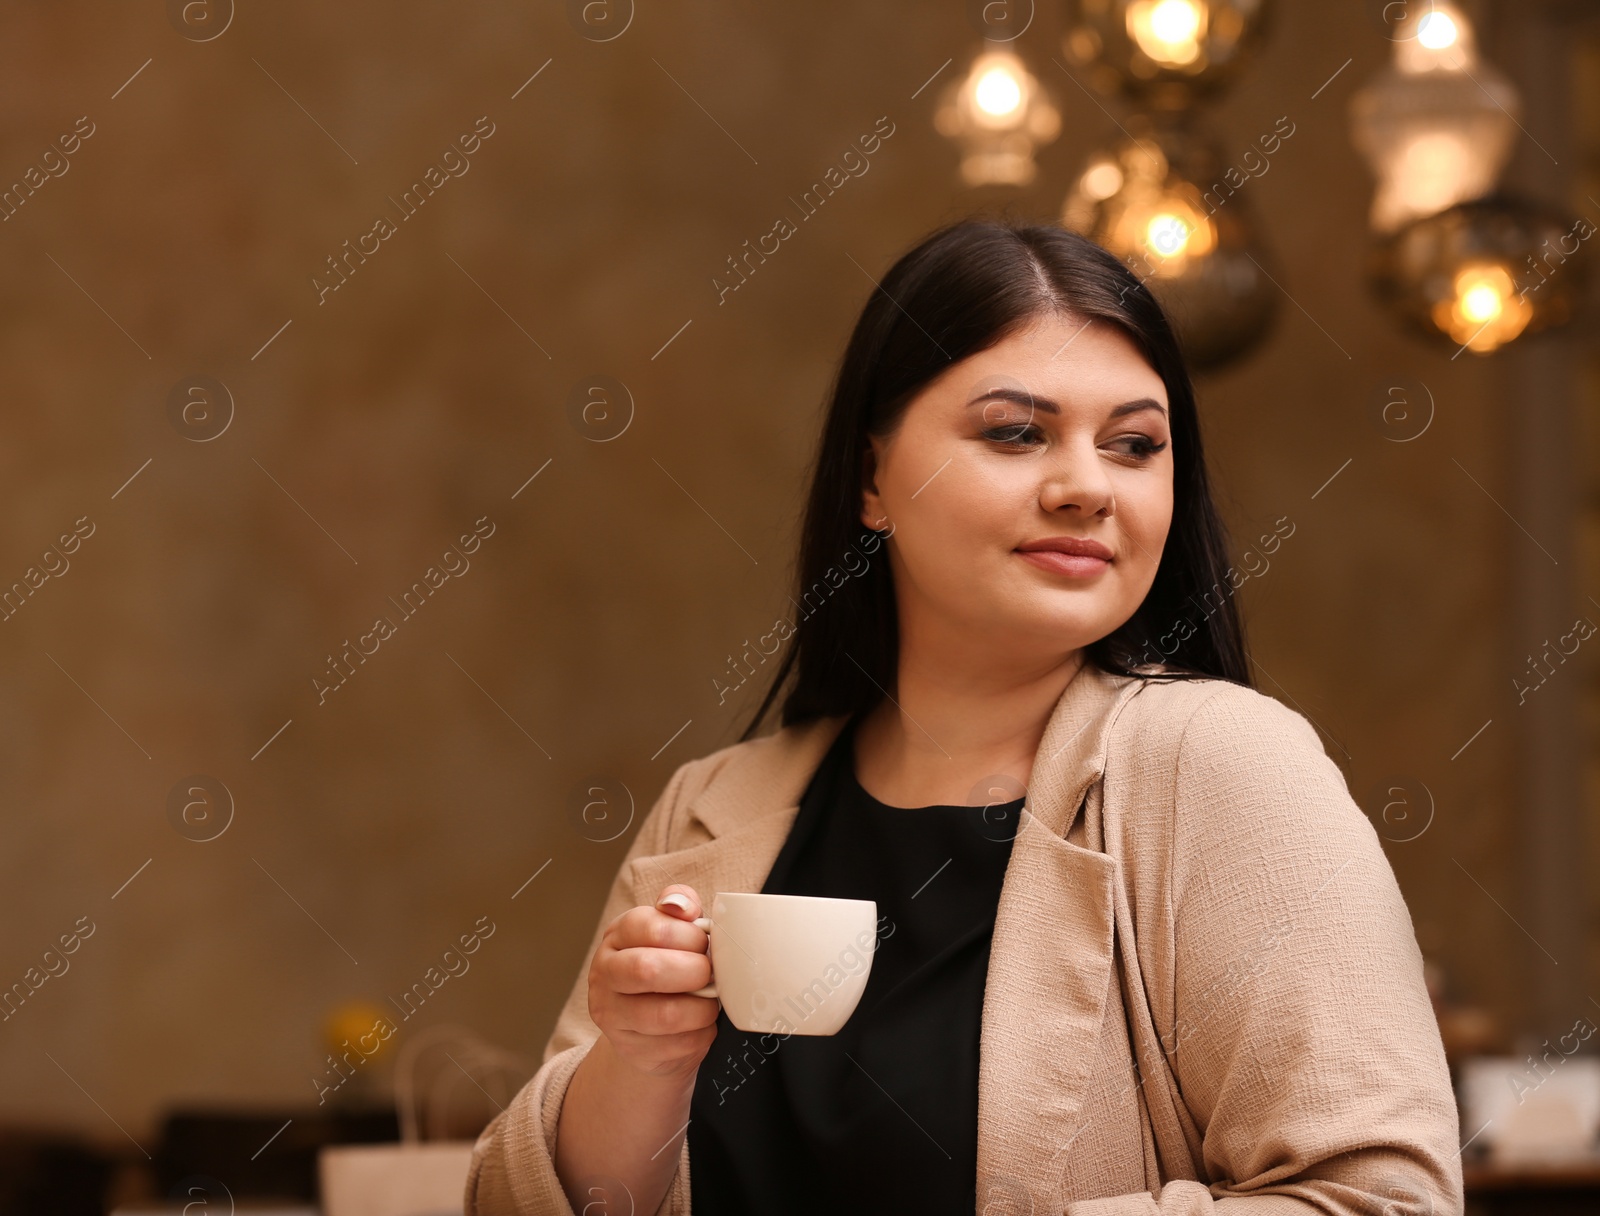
[654,884,702,920]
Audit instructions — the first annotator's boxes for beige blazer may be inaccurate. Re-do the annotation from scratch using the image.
[467,661,1464,1214]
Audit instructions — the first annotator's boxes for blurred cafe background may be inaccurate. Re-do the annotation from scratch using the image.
[1,1,1599,1213]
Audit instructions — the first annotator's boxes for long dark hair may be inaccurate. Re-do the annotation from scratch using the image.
[739,218,1251,742]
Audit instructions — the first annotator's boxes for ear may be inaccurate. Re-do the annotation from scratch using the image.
[859,436,885,532]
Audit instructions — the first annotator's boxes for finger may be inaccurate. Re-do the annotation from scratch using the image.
[603,944,714,995]
[608,905,709,953]
[608,991,723,1037]
[653,884,704,920]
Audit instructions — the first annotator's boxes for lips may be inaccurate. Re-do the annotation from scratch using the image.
[1015,535,1113,578]
[1015,536,1114,560]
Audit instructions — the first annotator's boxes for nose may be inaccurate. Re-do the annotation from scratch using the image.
[1037,437,1114,516]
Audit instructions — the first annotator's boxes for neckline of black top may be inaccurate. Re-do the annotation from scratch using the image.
[838,712,1027,815]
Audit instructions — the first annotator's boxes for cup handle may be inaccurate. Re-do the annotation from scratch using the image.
[689,916,717,999]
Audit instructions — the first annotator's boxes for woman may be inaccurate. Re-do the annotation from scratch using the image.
[466,220,1463,1215]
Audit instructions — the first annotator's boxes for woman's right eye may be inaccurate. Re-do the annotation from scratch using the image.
[981,423,1044,448]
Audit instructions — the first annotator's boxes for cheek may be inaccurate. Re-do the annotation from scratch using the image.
[892,467,1021,591]
[1108,476,1172,580]
[916,464,1033,557]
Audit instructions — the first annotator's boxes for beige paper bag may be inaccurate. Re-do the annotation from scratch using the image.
[318,1142,477,1216]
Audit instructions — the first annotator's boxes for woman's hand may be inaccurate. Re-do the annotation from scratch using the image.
[553,885,720,1213]
[587,883,721,1080]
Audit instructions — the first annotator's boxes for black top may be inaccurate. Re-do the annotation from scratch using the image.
[687,712,1023,1215]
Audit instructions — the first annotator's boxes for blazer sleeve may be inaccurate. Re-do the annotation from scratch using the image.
[1071,684,1464,1215]
[465,755,705,1216]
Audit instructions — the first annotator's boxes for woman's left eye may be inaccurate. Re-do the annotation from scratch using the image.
[1109,435,1169,460]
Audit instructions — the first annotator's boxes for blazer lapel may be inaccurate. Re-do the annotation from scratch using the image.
[621,714,850,908]
[977,660,1150,1207]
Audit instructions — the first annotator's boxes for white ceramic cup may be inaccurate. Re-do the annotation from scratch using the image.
[687,891,878,1036]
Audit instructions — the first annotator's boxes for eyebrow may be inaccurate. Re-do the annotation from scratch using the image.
[967,388,1168,420]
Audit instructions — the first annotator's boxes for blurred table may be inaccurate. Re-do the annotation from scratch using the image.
[153,1105,399,1202]
[1464,1154,1600,1215]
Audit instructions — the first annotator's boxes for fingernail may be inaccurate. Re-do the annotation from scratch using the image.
[658,893,692,914]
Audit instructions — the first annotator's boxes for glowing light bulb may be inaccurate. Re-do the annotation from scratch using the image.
[1416,11,1458,50]
[1147,212,1193,256]
[1459,280,1501,323]
[1132,194,1215,266]
[1431,261,1531,352]
[975,66,1023,117]
[1392,3,1477,71]
[1126,0,1208,67]
[1150,0,1202,44]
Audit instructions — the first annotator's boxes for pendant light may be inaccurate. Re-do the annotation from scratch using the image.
[1349,2,1588,353]
[934,46,1062,187]
[1062,115,1278,368]
[1060,0,1274,110]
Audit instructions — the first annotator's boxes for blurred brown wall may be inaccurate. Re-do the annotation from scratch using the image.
[0,0,1595,1147]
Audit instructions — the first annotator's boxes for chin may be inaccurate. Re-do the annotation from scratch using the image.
[1001,604,1112,646]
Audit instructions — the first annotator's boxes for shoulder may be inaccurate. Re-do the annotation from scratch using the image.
[1108,677,1390,916]
[1122,676,1372,865]
[1107,672,1346,840]
[1115,670,1325,771]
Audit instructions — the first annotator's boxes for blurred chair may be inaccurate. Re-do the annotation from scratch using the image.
[0,1124,114,1216]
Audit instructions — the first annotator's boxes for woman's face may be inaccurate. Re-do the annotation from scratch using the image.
[860,311,1174,664]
